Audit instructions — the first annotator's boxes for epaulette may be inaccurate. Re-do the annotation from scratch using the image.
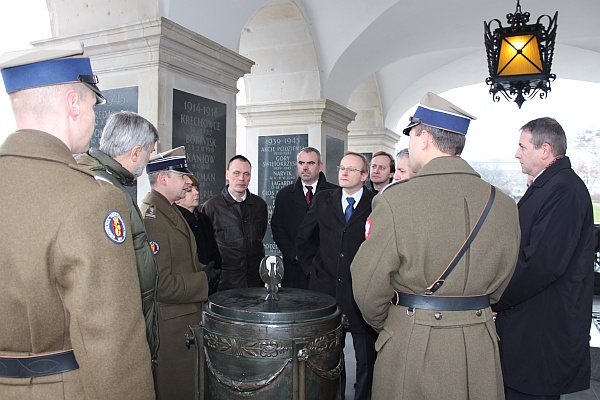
[68,162,115,187]
[95,175,114,185]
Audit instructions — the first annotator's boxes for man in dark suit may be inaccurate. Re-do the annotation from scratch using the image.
[296,151,376,400]
[367,151,394,194]
[271,146,337,289]
[493,117,594,400]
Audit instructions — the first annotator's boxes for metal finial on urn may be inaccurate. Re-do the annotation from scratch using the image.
[259,255,284,300]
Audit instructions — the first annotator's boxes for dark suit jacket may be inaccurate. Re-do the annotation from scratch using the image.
[271,172,338,288]
[493,156,594,395]
[296,187,375,334]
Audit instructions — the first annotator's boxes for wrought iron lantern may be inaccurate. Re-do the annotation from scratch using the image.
[484,1,558,108]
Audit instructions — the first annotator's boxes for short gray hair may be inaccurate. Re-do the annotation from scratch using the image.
[520,117,567,156]
[396,148,409,160]
[100,111,159,157]
[297,147,322,163]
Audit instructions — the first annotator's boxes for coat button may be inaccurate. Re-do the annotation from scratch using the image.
[434,312,442,320]
[340,253,345,258]
[475,309,482,316]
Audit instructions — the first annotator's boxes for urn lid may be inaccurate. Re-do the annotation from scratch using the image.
[206,287,339,323]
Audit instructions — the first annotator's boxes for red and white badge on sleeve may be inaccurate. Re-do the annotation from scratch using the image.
[364,218,372,240]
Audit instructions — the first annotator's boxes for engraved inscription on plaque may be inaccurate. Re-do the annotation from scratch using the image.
[172,89,227,204]
[258,134,308,256]
[325,135,344,182]
[91,86,139,149]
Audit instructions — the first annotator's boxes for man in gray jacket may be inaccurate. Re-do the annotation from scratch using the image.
[76,111,159,363]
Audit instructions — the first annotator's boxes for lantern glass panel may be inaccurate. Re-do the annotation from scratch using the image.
[497,33,543,76]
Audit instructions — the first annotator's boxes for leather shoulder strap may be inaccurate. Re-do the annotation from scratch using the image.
[425,185,496,295]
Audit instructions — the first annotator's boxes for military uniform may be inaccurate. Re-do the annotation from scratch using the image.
[77,148,159,362]
[141,190,209,400]
[351,156,520,400]
[0,130,155,399]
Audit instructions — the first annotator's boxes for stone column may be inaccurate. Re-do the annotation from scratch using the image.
[238,99,356,255]
[35,17,253,204]
[346,75,401,159]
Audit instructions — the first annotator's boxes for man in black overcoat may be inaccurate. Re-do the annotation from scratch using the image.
[493,117,595,399]
[296,151,376,400]
[271,146,337,289]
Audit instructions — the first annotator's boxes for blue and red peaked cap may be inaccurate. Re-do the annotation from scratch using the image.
[146,146,193,175]
[403,92,476,136]
[0,41,105,105]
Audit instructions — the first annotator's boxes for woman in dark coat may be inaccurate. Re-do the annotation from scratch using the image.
[176,176,222,293]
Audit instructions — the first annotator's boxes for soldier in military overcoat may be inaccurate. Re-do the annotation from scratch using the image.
[351,93,520,400]
[0,43,155,399]
[141,148,220,400]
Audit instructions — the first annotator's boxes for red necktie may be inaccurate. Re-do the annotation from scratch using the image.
[305,186,313,204]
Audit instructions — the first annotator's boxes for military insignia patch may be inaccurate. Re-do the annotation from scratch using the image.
[365,218,372,240]
[145,205,156,219]
[149,241,160,255]
[104,211,127,244]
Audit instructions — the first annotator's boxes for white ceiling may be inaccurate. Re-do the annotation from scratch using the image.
[165,0,600,131]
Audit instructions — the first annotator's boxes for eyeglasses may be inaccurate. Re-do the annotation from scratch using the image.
[337,165,362,173]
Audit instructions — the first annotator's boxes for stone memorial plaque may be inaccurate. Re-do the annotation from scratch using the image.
[172,89,227,204]
[325,135,344,182]
[258,134,308,256]
[90,86,139,149]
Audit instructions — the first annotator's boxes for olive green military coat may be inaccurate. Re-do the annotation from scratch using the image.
[141,190,209,400]
[351,156,520,400]
[76,149,159,362]
[0,130,155,400]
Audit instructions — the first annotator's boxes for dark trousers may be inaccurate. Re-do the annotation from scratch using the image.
[281,259,309,289]
[505,387,560,400]
[341,331,377,400]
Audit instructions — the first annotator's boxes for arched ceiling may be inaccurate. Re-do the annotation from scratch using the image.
[163,0,600,132]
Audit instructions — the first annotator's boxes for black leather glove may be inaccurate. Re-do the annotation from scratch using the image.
[203,261,221,292]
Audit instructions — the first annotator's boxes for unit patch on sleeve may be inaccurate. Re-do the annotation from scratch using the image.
[149,241,160,255]
[104,211,127,244]
[145,205,156,219]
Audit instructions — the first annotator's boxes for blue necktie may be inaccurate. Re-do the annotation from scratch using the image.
[345,197,355,222]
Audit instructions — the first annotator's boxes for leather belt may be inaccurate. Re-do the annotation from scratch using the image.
[391,291,490,311]
[0,350,79,378]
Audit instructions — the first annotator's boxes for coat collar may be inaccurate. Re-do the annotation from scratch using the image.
[0,129,75,165]
[88,148,136,186]
[326,186,374,225]
[291,171,331,193]
[221,185,255,205]
[412,156,480,180]
[146,189,192,238]
[518,156,571,206]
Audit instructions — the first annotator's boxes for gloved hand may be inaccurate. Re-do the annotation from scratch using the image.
[203,261,221,293]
